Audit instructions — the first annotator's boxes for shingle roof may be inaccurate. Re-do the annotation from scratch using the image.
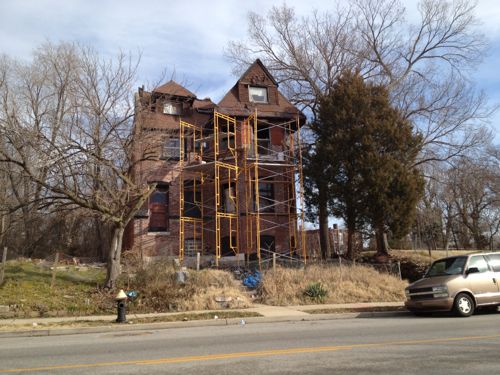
[238,59,278,86]
[217,60,304,121]
[218,85,303,119]
[153,80,196,98]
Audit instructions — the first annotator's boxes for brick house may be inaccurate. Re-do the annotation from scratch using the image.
[126,60,306,264]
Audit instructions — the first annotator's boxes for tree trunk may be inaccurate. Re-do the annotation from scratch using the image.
[318,185,330,260]
[443,221,451,256]
[345,211,356,260]
[375,227,389,257]
[346,229,354,260]
[105,224,124,289]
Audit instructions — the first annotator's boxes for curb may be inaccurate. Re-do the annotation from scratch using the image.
[0,310,411,338]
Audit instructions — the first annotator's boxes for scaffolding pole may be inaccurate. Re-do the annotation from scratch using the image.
[178,110,306,268]
[179,120,204,262]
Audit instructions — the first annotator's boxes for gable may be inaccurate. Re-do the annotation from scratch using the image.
[239,59,278,87]
[217,59,304,122]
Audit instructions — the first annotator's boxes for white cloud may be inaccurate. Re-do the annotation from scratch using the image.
[0,0,499,133]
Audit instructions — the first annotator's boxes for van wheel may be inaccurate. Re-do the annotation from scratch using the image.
[453,293,474,317]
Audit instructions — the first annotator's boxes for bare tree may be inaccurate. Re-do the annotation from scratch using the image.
[449,155,500,249]
[227,0,495,256]
[227,4,360,117]
[0,42,159,288]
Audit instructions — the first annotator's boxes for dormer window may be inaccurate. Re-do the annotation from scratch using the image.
[163,102,182,115]
[249,86,268,103]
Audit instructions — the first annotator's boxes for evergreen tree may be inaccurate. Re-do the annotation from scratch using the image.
[317,71,424,258]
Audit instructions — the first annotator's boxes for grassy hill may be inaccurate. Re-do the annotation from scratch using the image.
[1,259,408,318]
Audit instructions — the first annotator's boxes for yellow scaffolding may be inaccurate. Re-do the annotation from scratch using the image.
[178,110,306,267]
[242,111,306,266]
[213,112,239,266]
[179,120,204,262]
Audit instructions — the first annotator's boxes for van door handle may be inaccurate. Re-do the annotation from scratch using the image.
[493,278,497,284]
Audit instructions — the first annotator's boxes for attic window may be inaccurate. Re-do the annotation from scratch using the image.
[249,86,268,103]
[163,102,182,115]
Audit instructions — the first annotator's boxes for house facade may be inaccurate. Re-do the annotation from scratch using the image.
[125,60,306,264]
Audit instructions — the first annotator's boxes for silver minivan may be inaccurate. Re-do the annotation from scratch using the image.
[405,253,500,317]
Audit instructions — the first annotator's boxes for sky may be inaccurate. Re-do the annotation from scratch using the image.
[0,0,499,140]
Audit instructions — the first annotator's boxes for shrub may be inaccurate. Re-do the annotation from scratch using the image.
[121,262,251,312]
[303,282,328,303]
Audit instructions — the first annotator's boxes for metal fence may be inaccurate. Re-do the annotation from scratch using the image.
[210,249,402,280]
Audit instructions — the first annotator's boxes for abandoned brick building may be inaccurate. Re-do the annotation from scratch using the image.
[126,60,306,264]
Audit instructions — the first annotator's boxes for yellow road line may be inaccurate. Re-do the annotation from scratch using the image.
[1,333,500,373]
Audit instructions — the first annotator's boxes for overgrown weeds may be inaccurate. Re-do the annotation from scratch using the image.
[0,260,106,317]
[259,264,407,305]
[122,261,251,312]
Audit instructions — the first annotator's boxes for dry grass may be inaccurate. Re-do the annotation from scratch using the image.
[259,264,407,306]
[0,260,106,317]
[126,263,251,312]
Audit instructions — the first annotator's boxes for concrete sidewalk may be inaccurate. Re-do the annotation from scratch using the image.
[0,302,408,337]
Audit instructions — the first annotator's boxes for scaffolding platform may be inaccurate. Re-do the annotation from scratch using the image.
[178,111,306,268]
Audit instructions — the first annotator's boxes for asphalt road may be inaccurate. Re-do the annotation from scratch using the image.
[1,312,500,374]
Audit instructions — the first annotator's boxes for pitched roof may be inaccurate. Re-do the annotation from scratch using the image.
[238,59,278,86]
[218,85,303,119]
[217,59,304,121]
[153,80,196,98]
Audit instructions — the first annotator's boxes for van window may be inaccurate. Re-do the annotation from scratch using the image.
[486,254,500,272]
[426,256,467,277]
[467,256,489,273]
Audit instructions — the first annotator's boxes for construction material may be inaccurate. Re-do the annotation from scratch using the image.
[178,111,307,268]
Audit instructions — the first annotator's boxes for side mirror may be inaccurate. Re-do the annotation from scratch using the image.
[466,267,480,275]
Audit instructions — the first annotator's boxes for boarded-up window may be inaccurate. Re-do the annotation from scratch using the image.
[270,126,284,146]
[149,185,168,232]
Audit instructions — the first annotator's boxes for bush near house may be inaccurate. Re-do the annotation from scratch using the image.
[122,261,251,312]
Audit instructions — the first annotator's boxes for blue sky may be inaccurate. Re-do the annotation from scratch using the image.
[0,0,498,140]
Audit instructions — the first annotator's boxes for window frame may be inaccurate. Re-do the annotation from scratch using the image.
[221,183,236,213]
[184,180,202,218]
[256,181,275,213]
[161,136,181,160]
[486,254,500,272]
[184,238,202,257]
[163,101,182,115]
[467,255,490,273]
[249,86,268,104]
[148,184,169,232]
